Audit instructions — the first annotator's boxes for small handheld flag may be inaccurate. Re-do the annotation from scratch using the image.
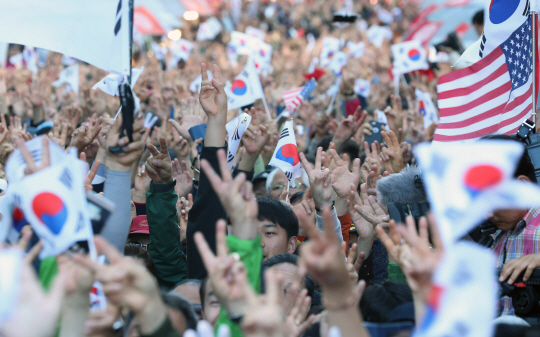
[225,59,264,110]
[391,40,429,74]
[225,113,252,169]
[269,120,302,187]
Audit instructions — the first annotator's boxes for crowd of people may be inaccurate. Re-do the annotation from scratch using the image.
[3,0,540,336]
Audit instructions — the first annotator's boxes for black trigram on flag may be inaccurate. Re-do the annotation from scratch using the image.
[114,0,122,36]
[524,0,530,16]
[232,127,241,141]
[279,128,290,140]
[479,33,487,58]
[227,151,234,163]
[241,71,249,77]
[285,172,293,180]
[59,168,73,189]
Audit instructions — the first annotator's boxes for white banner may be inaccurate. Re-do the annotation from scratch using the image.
[0,0,131,75]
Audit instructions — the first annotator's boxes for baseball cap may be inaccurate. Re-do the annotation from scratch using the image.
[349,224,357,233]
[130,215,149,234]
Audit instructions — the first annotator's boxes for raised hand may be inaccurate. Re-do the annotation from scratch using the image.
[299,147,332,209]
[0,254,66,337]
[333,108,366,147]
[199,63,227,119]
[328,149,361,199]
[172,158,193,198]
[105,113,145,171]
[380,130,403,174]
[299,208,350,290]
[241,269,287,337]
[170,97,205,141]
[0,123,14,165]
[291,188,316,235]
[145,137,173,184]
[132,165,152,203]
[377,214,444,297]
[69,118,103,152]
[74,237,167,335]
[285,289,316,337]
[346,243,365,287]
[49,121,69,148]
[17,136,51,176]
[200,149,259,240]
[195,219,250,318]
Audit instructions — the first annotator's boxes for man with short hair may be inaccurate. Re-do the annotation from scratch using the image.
[257,198,299,261]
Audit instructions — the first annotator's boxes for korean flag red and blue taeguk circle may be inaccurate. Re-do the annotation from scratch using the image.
[231,79,247,95]
[32,192,68,235]
[408,48,422,61]
[276,144,300,166]
[489,0,520,25]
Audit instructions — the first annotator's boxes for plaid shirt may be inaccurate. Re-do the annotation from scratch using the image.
[492,207,540,315]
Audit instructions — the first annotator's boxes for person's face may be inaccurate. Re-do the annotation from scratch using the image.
[253,180,269,199]
[269,170,306,199]
[202,283,221,327]
[268,263,304,312]
[166,307,188,335]
[173,283,202,319]
[489,209,529,231]
[258,219,297,261]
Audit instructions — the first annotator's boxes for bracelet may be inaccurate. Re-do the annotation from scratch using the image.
[342,91,355,96]
[323,291,361,311]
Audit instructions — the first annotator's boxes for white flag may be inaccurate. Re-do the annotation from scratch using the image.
[250,39,273,74]
[230,31,253,55]
[415,141,540,246]
[169,39,194,69]
[367,25,393,48]
[225,60,264,110]
[196,17,223,41]
[354,79,371,98]
[415,89,439,129]
[320,37,340,67]
[0,0,130,75]
[225,113,252,169]
[269,120,302,187]
[328,51,348,75]
[347,41,365,59]
[92,67,144,96]
[9,54,23,68]
[22,46,38,74]
[414,243,496,337]
[52,64,79,94]
[456,0,530,65]
[246,26,266,41]
[392,40,429,74]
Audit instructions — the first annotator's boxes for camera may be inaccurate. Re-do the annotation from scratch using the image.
[499,267,540,325]
[516,119,540,183]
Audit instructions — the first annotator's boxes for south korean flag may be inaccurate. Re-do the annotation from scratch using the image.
[225,112,252,169]
[5,152,95,258]
[269,120,302,187]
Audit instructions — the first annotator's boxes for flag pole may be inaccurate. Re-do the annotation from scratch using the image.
[532,10,537,126]
[261,95,272,119]
[127,0,134,86]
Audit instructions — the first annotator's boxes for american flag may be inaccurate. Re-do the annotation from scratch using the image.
[282,78,318,113]
[434,17,538,143]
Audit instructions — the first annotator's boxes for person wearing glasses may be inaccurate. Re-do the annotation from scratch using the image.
[266,168,310,200]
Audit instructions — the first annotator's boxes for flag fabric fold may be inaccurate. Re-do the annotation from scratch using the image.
[225,60,264,110]
[269,120,302,187]
[434,17,538,143]
[0,0,131,75]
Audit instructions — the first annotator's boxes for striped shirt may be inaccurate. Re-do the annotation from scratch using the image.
[492,206,540,315]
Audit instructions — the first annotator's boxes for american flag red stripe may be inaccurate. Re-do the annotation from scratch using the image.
[434,16,538,143]
[283,87,304,112]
